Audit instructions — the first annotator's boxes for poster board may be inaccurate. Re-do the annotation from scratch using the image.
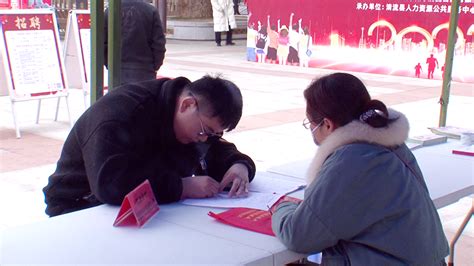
[63,9,107,106]
[0,9,68,99]
[0,9,70,138]
[63,9,90,92]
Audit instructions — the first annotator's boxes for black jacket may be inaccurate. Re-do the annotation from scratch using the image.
[43,78,256,217]
[105,0,166,72]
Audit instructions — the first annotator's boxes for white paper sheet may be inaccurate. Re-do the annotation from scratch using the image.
[181,192,282,210]
[248,173,305,194]
[180,172,306,210]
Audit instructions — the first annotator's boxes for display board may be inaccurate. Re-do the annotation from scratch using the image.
[246,0,474,83]
[63,10,89,92]
[0,9,70,138]
[0,9,68,97]
[63,9,107,106]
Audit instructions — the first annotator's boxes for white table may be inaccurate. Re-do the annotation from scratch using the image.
[0,172,305,265]
[267,141,474,208]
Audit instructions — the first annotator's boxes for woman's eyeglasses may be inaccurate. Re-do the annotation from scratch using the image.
[302,118,312,129]
[302,118,324,132]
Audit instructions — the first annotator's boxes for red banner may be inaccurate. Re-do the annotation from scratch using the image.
[0,13,55,30]
[247,0,474,83]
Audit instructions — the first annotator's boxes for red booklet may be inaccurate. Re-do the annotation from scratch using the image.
[209,208,275,236]
[208,196,303,236]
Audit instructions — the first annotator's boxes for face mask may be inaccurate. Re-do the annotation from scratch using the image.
[311,120,324,146]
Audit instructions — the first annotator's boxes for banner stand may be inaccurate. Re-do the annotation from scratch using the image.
[63,9,107,108]
[63,9,89,107]
[10,94,71,138]
[0,9,72,138]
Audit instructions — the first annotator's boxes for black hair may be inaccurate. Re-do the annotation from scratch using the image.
[186,75,243,131]
[304,72,390,128]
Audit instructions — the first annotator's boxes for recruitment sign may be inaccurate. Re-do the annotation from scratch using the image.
[246,0,474,83]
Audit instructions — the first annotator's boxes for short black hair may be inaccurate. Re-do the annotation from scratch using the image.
[186,75,243,131]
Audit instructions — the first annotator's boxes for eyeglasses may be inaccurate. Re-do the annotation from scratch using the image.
[302,118,312,129]
[197,115,223,138]
[192,94,223,138]
[302,118,324,132]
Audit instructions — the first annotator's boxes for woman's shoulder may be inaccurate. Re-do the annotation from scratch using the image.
[334,142,391,159]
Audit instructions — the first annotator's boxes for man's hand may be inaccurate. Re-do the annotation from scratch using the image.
[219,163,249,197]
[181,176,219,199]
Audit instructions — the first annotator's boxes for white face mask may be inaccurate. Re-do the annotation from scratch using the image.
[311,120,324,146]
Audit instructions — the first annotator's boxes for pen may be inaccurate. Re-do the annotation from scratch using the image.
[284,185,306,196]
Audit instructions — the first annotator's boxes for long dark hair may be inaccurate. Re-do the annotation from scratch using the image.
[304,73,390,128]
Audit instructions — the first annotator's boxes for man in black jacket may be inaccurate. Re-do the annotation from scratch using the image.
[43,76,256,217]
[105,0,166,84]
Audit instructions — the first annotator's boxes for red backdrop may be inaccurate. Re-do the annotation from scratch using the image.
[247,0,474,83]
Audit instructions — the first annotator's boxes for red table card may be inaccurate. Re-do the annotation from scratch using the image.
[113,179,159,227]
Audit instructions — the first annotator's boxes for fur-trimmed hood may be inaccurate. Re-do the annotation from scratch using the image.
[306,108,409,184]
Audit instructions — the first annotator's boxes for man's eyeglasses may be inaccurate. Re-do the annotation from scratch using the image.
[192,94,223,138]
[197,115,223,138]
[302,118,324,132]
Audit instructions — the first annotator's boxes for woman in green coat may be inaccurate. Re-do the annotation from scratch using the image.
[272,73,448,265]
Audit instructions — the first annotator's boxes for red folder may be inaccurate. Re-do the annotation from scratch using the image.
[209,208,275,236]
[208,195,303,236]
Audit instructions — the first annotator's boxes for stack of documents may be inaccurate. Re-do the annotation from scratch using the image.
[406,133,447,150]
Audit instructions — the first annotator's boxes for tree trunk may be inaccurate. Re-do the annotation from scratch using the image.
[167,0,212,19]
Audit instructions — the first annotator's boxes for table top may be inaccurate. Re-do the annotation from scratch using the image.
[1,204,279,265]
[0,172,305,265]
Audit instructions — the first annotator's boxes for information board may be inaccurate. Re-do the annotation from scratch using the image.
[63,10,90,92]
[0,9,68,98]
[0,9,70,138]
[63,9,108,106]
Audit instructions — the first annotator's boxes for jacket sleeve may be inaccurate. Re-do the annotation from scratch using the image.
[151,8,166,71]
[271,200,339,254]
[271,165,339,253]
[80,121,183,205]
[205,138,256,182]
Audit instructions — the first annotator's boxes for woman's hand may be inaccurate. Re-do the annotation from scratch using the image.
[269,196,303,214]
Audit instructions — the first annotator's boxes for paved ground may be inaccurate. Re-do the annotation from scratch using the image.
[0,39,473,264]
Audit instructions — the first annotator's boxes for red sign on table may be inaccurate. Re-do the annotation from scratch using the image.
[113,179,160,228]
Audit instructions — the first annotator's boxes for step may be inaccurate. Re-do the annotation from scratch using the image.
[166,15,247,41]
